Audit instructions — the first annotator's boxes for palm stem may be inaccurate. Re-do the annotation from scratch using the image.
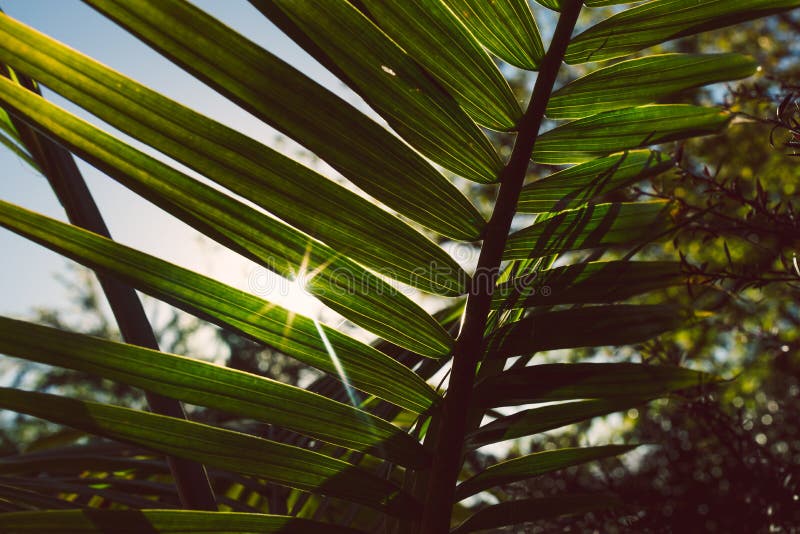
[417,4,582,532]
[4,72,217,511]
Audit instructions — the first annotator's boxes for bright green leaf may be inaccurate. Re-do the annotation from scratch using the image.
[504,201,669,260]
[442,0,544,70]
[533,105,731,164]
[534,0,562,11]
[0,78,463,354]
[0,388,418,515]
[0,12,475,290]
[548,54,758,119]
[0,316,429,468]
[518,150,673,213]
[0,201,439,412]
[566,0,800,64]
[358,0,522,129]
[83,0,485,238]
[252,0,504,182]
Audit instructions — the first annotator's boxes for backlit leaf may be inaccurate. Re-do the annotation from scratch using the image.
[504,201,669,260]
[0,200,439,412]
[548,54,758,119]
[533,105,730,165]
[0,388,418,515]
[0,12,474,289]
[474,363,719,408]
[253,0,503,182]
[442,0,544,70]
[0,316,429,468]
[485,304,684,358]
[518,150,673,213]
[455,445,637,500]
[566,0,800,64]
[84,0,485,237]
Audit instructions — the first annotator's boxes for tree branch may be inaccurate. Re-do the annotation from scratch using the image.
[417,3,583,532]
[3,70,217,511]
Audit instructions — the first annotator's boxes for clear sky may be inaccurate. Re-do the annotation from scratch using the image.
[0,0,372,323]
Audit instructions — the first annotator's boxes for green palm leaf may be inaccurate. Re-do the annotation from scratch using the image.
[0,81,466,359]
[533,0,563,11]
[566,0,800,64]
[493,261,685,309]
[452,494,621,533]
[0,74,468,298]
[84,0,486,238]
[442,0,544,70]
[474,362,719,408]
[467,398,651,449]
[517,150,673,213]
[0,316,429,467]
[455,445,637,500]
[0,510,363,532]
[486,304,684,358]
[548,53,758,119]
[0,200,438,410]
[357,0,523,130]
[0,388,418,515]
[248,0,503,182]
[0,12,473,289]
[533,105,730,164]
[504,201,669,260]
[0,0,789,528]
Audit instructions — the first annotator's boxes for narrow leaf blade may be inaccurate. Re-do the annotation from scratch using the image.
[452,494,621,533]
[0,12,473,291]
[0,510,363,533]
[467,398,650,449]
[253,0,503,182]
[533,105,731,165]
[0,77,461,354]
[442,0,544,70]
[493,261,685,309]
[474,363,719,408]
[83,0,485,238]
[565,0,800,64]
[518,150,673,213]
[359,0,522,129]
[0,388,418,515]
[455,445,637,500]
[548,54,759,119]
[486,304,684,358]
[534,0,562,11]
[0,316,429,468]
[504,201,669,260]
[0,200,439,413]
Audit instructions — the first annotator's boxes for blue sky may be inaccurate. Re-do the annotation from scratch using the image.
[0,0,369,321]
